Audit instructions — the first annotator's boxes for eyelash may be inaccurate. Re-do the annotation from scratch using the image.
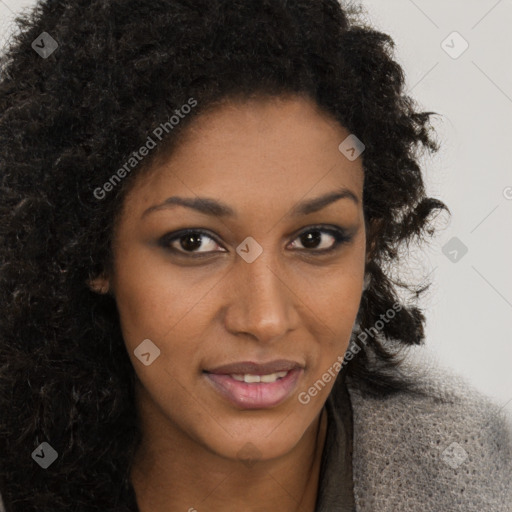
[158,225,353,257]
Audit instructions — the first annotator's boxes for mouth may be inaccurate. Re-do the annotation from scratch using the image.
[203,360,304,410]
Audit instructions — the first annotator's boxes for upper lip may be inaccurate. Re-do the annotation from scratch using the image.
[204,359,303,375]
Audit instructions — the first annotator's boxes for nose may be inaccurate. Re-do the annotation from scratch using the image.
[223,253,299,344]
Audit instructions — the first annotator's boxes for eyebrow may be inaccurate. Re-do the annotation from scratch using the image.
[141,187,359,219]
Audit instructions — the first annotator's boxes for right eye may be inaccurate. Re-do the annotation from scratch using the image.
[158,229,226,256]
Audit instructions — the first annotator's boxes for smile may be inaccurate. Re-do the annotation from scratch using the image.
[203,367,303,409]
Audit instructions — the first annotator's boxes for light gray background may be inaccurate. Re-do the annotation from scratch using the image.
[1,0,511,423]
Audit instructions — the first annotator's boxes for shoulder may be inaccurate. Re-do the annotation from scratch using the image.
[345,350,512,511]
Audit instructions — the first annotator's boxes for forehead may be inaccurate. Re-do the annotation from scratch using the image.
[123,95,364,218]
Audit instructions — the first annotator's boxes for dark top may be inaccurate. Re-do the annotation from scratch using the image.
[315,376,356,512]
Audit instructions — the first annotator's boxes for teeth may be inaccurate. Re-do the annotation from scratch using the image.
[260,371,288,382]
[244,374,261,383]
[230,371,288,383]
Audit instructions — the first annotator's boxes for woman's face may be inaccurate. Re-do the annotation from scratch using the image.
[100,95,367,462]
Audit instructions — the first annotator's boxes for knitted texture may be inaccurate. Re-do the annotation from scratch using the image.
[345,352,512,511]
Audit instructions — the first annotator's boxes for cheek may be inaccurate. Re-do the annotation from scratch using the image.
[111,246,194,351]
[317,272,362,319]
[299,250,365,369]
[313,278,361,362]
[295,252,365,334]
[296,275,362,406]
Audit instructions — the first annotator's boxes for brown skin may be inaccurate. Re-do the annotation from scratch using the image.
[91,95,368,511]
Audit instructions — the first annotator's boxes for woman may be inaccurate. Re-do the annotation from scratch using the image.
[0,0,510,511]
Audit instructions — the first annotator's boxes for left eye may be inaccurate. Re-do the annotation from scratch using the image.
[159,226,351,255]
[289,227,349,252]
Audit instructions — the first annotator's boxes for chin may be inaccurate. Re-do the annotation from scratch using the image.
[195,414,312,464]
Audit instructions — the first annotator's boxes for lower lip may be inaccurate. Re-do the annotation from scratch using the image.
[204,368,303,410]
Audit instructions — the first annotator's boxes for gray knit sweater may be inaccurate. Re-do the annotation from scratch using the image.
[1,356,510,511]
[343,356,512,511]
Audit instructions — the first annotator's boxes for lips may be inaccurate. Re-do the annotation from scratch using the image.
[203,360,304,409]
[204,359,303,375]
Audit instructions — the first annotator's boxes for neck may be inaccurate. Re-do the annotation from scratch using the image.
[130,397,328,512]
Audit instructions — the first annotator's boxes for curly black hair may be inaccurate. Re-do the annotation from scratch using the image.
[0,0,450,510]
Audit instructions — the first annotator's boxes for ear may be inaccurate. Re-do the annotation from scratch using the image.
[87,273,111,295]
